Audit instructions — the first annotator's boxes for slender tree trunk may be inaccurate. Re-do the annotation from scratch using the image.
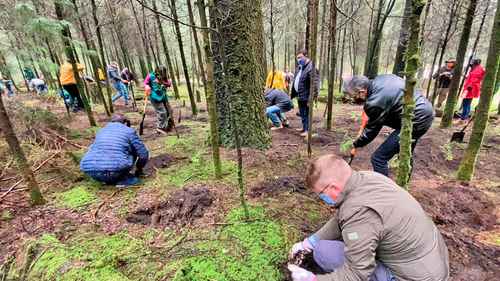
[152,0,180,99]
[55,0,96,127]
[319,0,329,81]
[196,0,222,178]
[269,0,276,87]
[326,0,338,130]
[426,40,440,97]
[397,0,425,188]
[392,0,412,76]
[211,0,270,149]
[338,25,346,93]
[130,0,153,71]
[170,0,197,116]
[441,0,478,128]
[90,0,114,113]
[307,0,319,158]
[74,0,110,116]
[187,0,205,102]
[457,0,499,180]
[0,95,44,205]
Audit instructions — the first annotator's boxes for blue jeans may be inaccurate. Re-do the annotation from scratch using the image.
[85,169,131,185]
[266,105,284,127]
[6,81,15,97]
[112,81,129,104]
[313,240,395,281]
[298,100,309,132]
[371,129,423,177]
[461,98,472,120]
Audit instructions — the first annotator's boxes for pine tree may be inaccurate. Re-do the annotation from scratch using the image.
[326,0,337,130]
[0,94,44,205]
[211,0,270,149]
[396,0,426,188]
[456,0,499,181]
[440,0,478,128]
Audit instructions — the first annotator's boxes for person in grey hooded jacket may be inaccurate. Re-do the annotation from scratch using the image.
[107,62,129,105]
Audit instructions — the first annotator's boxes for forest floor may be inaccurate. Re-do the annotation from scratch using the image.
[0,87,499,281]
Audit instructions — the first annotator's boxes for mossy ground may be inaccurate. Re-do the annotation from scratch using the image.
[56,181,100,209]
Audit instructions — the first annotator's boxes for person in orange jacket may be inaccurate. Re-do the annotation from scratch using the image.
[59,61,85,111]
[459,58,485,120]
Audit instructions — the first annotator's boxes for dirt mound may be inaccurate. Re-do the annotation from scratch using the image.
[143,154,176,176]
[126,187,213,227]
[249,176,308,198]
[412,184,499,280]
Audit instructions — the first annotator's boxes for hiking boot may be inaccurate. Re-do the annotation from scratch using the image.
[115,176,140,188]
[300,131,309,137]
[295,128,304,132]
[271,125,283,131]
[282,120,290,128]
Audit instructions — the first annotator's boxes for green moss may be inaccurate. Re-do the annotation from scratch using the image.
[161,153,236,187]
[1,210,13,221]
[172,206,290,281]
[25,232,155,281]
[68,126,100,139]
[57,182,99,209]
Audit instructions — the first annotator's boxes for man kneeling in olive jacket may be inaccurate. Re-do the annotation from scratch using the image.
[288,155,449,281]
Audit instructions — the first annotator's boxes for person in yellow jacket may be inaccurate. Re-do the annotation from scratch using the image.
[59,62,85,111]
[265,70,287,91]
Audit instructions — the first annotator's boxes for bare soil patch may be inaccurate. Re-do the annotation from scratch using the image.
[126,186,213,227]
[249,176,308,198]
[142,154,177,176]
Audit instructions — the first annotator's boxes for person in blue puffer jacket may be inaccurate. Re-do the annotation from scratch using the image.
[80,114,149,187]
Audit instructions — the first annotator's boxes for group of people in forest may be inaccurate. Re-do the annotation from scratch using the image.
[72,46,489,281]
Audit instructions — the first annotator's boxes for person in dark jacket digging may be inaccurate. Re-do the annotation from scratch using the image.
[288,155,449,281]
[345,74,434,177]
[265,88,293,130]
[80,114,149,187]
[291,49,320,136]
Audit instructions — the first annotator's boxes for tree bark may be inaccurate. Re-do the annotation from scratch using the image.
[326,0,337,131]
[197,0,222,178]
[392,0,412,77]
[152,0,180,99]
[457,0,499,181]
[169,0,198,116]
[90,0,114,113]
[55,1,96,127]
[211,0,270,149]
[441,0,478,128]
[396,0,425,189]
[74,0,110,116]
[307,0,319,158]
[0,95,44,205]
[186,0,206,102]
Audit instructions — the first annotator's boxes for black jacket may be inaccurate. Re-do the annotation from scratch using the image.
[265,89,293,111]
[353,74,434,148]
[291,60,320,102]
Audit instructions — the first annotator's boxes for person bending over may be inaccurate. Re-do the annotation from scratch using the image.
[265,88,293,130]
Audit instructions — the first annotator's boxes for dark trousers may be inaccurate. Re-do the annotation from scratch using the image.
[63,84,84,109]
[461,98,473,120]
[371,129,426,177]
[85,169,131,184]
[298,100,309,132]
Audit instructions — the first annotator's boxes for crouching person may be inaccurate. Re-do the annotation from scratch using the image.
[80,114,149,187]
[265,88,293,130]
[288,155,449,281]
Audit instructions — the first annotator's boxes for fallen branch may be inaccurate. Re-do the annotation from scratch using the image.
[40,129,86,149]
[94,189,120,221]
[0,179,24,201]
[33,151,61,172]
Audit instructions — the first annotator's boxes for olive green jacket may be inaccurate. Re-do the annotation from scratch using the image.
[314,171,449,281]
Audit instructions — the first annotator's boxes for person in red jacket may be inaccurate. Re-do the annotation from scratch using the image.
[460,58,486,120]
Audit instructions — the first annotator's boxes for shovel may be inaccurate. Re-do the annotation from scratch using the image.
[139,97,148,135]
[450,116,474,143]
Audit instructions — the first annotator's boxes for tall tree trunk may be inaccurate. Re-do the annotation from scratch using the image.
[169,0,198,116]
[152,0,180,99]
[457,1,500,181]
[338,25,346,93]
[396,0,425,188]
[73,0,110,116]
[430,0,460,105]
[319,0,329,81]
[392,0,412,76]
[211,0,270,149]
[55,0,96,126]
[307,0,319,158]
[457,0,499,180]
[269,0,276,87]
[441,0,478,128]
[326,0,338,130]
[90,0,114,113]
[426,40,440,97]
[187,0,205,102]
[197,0,222,178]
[0,95,44,205]
[130,0,153,71]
